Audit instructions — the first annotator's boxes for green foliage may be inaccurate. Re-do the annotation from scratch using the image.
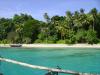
[22,37,31,44]
[7,32,19,43]
[75,30,87,43]
[46,40,55,44]
[86,29,98,44]
[43,40,55,44]
[43,13,50,23]
[65,39,72,44]
[68,30,76,43]
[0,8,100,44]
[38,33,46,40]
[56,40,66,44]
[48,35,58,43]
[0,39,11,44]
[34,39,43,43]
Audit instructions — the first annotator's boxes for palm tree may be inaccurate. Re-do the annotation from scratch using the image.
[66,11,73,30]
[90,8,98,31]
[15,23,24,43]
[55,21,66,40]
[80,8,85,14]
[73,11,80,30]
[43,13,50,23]
[43,13,51,43]
[79,9,88,30]
[73,9,88,31]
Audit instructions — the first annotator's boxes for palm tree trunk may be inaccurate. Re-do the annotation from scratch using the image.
[93,18,95,31]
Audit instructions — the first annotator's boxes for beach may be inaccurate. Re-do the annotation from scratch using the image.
[0,44,100,48]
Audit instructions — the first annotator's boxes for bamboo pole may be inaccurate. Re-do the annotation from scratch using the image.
[0,58,99,75]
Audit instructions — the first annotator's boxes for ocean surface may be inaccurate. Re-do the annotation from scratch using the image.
[0,48,100,75]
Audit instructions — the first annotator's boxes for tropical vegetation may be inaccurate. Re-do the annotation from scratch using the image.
[0,8,100,44]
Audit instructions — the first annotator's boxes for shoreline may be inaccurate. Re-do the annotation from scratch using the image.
[0,44,100,48]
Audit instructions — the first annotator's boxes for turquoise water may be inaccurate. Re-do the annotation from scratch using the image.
[0,48,100,75]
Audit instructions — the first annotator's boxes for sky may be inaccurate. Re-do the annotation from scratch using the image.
[0,0,100,21]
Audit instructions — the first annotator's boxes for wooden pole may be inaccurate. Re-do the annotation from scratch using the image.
[0,58,99,75]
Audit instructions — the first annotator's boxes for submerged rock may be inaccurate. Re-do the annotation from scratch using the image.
[0,73,3,75]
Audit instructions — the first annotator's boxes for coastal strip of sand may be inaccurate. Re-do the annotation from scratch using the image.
[0,44,100,48]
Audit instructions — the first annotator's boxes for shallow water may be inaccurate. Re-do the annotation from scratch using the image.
[0,48,100,75]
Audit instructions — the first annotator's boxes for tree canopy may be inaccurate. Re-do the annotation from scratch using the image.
[0,8,100,44]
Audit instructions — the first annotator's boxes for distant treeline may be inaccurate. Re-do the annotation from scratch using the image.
[0,8,100,44]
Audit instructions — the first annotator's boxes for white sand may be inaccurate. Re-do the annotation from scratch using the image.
[22,44,100,48]
[0,44,100,48]
[0,44,10,47]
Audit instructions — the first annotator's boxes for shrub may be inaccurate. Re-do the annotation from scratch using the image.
[34,39,43,43]
[47,40,55,44]
[65,39,73,44]
[86,29,99,44]
[0,39,11,44]
[75,30,87,43]
[22,37,31,44]
[41,40,55,44]
[56,40,66,44]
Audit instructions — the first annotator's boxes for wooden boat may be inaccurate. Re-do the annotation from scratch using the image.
[10,44,22,47]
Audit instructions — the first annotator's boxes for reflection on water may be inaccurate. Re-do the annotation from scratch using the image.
[68,52,95,57]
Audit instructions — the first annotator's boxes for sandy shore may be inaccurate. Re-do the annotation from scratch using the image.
[0,44,100,48]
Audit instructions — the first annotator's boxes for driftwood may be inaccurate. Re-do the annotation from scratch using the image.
[0,58,99,75]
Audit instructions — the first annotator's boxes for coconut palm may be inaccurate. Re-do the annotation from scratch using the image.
[66,11,74,30]
[90,8,98,31]
[80,8,85,14]
[43,13,50,23]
